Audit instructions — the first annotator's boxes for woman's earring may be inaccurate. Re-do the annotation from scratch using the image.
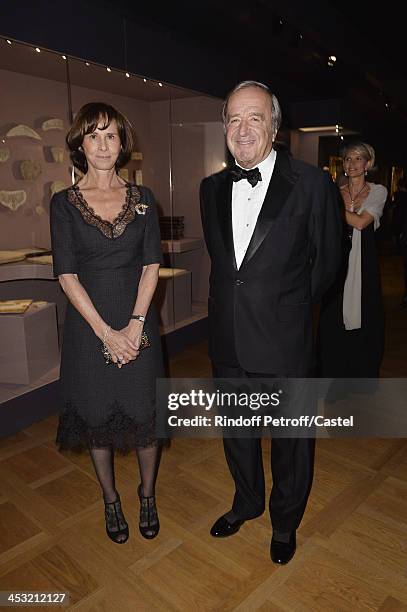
[364,170,367,176]
[344,171,348,176]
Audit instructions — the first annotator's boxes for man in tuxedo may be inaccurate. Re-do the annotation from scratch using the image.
[200,81,342,564]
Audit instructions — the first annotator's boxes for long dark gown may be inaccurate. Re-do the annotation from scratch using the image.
[50,182,164,452]
[317,221,385,379]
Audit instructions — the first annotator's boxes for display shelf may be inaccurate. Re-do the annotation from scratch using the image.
[160,238,203,253]
[0,260,54,282]
[0,303,208,408]
[0,302,60,385]
[156,267,192,327]
[159,301,207,335]
[0,364,60,405]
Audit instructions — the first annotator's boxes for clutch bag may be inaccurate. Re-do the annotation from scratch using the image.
[139,330,151,350]
[102,330,151,365]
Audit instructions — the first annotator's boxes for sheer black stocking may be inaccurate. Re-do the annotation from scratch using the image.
[89,446,128,543]
[136,442,162,497]
[136,442,162,538]
[89,446,117,502]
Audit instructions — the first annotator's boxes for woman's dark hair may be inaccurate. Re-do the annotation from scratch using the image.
[66,102,134,174]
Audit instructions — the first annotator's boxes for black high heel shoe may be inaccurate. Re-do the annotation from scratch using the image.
[104,493,129,544]
[137,484,160,539]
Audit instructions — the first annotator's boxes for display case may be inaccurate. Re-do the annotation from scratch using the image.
[0,36,224,411]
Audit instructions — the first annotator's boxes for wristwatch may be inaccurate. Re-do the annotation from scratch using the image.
[131,314,146,323]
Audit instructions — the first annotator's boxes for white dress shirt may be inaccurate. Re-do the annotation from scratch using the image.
[232,149,277,269]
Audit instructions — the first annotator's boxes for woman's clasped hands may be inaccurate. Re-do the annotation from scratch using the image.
[103,326,141,368]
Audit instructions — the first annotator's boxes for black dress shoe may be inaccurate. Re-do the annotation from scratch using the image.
[210,514,245,537]
[270,531,296,564]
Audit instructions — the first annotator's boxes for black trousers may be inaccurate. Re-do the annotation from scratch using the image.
[212,361,315,532]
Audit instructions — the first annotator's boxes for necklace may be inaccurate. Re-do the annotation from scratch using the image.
[347,182,367,204]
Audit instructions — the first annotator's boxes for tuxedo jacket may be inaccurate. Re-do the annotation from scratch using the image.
[200,148,342,376]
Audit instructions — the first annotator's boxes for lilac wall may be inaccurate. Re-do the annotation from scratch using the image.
[0,67,224,308]
[0,68,152,249]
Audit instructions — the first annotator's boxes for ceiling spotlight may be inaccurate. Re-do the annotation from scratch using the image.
[106,66,111,72]
[35,47,41,53]
[6,39,12,45]
[340,135,344,140]
[158,82,163,87]
[143,78,147,83]
[85,62,90,66]
[125,72,130,78]
[385,102,390,109]
[62,55,66,60]
[272,14,285,34]
[329,55,337,62]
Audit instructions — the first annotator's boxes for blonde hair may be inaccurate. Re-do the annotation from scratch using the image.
[341,141,375,168]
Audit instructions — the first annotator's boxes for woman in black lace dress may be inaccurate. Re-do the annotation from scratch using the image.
[50,102,163,544]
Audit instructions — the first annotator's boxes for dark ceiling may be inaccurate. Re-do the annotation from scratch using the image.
[2,0,405,161]
[102,0,407,130]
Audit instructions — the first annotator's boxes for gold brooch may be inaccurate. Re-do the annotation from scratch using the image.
[135,203,149,215]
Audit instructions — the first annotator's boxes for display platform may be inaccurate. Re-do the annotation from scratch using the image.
[0,309,207,439]
[160,238,203,253]
[0,302,59,384]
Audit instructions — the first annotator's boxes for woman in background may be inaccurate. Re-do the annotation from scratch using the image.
[50,102,163,544]
[317,141,388,379]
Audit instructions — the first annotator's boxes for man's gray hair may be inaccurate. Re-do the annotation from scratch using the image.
[222,80,282,140]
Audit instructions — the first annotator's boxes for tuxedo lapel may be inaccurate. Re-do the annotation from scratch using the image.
[240,150,299,268]
[216,172,237,270]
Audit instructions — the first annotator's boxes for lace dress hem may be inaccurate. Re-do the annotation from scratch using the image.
[56,401,158,453]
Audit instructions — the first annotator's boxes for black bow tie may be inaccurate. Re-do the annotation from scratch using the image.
[230,164,262,188]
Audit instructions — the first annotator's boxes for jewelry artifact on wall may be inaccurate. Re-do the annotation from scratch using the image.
[42,118,64,131]
[6,125,42,140]
[135,170,143,185]
[35,205,46,216]
[118,168,129,181]
[0,190,27,212]
[0,147,10,162]
[50,181,66,196]
[50,147,64,163]
[20,160,42,180]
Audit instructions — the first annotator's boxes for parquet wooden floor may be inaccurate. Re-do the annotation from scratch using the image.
[0,251,406,611]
